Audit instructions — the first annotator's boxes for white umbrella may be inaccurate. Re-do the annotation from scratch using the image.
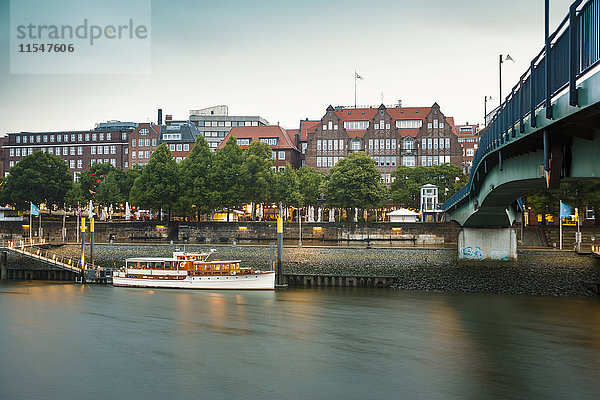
[125,202,131,220]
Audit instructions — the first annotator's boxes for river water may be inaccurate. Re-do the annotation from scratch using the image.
[1,282,600,400]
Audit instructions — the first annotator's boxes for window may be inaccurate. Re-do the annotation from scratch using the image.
[85,134,90,141]
[16,136,20,144]
[143,139,149,147]
[122,132,127,140]
[386,123,390,130]
[322,124,327,131]
[260,138,278,146]
[176,144,182,151]
[440,122,444,128]
[77,159,83,169]
[43,135,48,143]
[70,134,75,141]
[78,134,83,141]
[124,161,128,168]
[104,146,109,154]
[433,119,439,129]
[152,139,157,146]
[107,133,112,140]
[145,151,150,158]
[9,161,14,168]
[132,151,136,159]
[41,147,46,153]
[317,157,322,167]
[91,146,96,155]
[439,138,445,149]
[427,138,432,149]
[77,146,83,155]
[344,121,369,130]
[391,157,397,166]
[328,140,333,151]
[183,144,189,151]
[28,148,33,155]
[328,121,333,130]
[278,151,285,160]
[70,147,76,155]
[23,136,28,143]
[391,139,397,150]
[386,156,391,166]
[302,143,307,154]
[396,120,423,129]
[132,139,136,147]
[63,147,68,155]
[37,135,41,143]
[169,144,175,151]
[445,138,450,148]
[433,156,439,165]
[352,140,361,151]
[97,146,103,155]
[380,139,384,150]
[421,156,427,166]
[427,156,433,166]
[404,139,413,150]
[333,124,338,130]
[16,148,20,157]
[328,157,333,167]
[386,139,390,150]
[334,140,338,151]
[427,123,432,129]
[111,145,116,154]
[9,149,14,157]
[125,148,128,154]
[466,148,474,156]
[403,156,415,167]
[369,139,373,150]
[92,133,97,141]
[237,138,250,146]
[433,138,438,150]
[70,160,75,169]
[99,133,104,141]
[48,148,52,154]
[374,124,379,129]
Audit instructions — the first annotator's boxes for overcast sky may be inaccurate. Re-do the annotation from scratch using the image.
[0,0,575,133]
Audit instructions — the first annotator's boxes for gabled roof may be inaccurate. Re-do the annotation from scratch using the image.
[158,123,200,143]
[217,125,299,151]
[298,120,320,141]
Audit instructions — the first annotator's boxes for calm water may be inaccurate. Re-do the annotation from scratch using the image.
[1,282,600,400]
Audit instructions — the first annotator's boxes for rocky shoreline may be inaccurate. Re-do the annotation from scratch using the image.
[33,244,600,297]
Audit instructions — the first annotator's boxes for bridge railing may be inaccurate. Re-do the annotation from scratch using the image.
[444,0,600,211]
[0,239,86,274]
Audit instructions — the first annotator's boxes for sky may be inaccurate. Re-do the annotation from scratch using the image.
[0,0,576,133]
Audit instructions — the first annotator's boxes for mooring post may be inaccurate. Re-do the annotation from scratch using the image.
[81,217,86,283]
[277,217,283,285]
[90,218,95,268]
[1,251,7,280]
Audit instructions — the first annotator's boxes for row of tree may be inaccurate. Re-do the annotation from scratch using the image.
[0,135,468,220]
[526,180,600,223]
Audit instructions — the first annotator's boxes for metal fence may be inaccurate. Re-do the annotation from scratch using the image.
[443,0,600,211]
[0,239,85,274]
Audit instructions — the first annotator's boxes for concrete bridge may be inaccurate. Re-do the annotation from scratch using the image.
[443,0,600,261]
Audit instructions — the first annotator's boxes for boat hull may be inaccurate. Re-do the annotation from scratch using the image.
[113,271,275,290]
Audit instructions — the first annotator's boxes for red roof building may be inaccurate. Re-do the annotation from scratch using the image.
[217,125,301,170]
[455,123,480,175]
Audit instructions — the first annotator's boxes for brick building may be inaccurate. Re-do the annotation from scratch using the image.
[159,122,201,162]
[304,103,462,183]
[2,123,135,178]
[217,125,300,170]
[454,123,480,174]
[128,123,160,168]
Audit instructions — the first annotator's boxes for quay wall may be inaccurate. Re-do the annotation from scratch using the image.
[0,220,461,246]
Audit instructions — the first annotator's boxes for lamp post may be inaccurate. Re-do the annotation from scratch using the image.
[499,54,514,107]
[484,96,493,126]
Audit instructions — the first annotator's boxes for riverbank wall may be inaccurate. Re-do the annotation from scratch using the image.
[0,220,461,246]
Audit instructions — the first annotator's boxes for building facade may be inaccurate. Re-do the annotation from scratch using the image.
[217,125,300,170]
[159,122,201,162]
[304,103,462,183]
[188,106,269,150]
[455,123,480,174]
[128,123,160,168]
[3,122,136,178]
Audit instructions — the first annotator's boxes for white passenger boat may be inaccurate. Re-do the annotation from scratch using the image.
[113,250,275,290]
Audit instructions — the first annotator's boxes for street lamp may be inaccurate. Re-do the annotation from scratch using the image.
[484,96,493,126]
[499,54,514,107]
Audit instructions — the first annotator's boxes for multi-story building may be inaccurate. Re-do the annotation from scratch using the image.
[188,105,269,150]
[128,123,160,168]
[159,122,201,162]
[217,125,300,171]
[2,122,136,178]
[455,123,480,174]
[304,103,462,184]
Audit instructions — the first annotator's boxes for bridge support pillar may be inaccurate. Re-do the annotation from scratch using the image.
[1,251,7,280]
[458,228,517,262]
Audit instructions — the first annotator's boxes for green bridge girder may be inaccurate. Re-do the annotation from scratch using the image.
[447,69,600,228]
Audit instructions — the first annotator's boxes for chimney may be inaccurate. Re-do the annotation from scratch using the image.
[158,109,163,125]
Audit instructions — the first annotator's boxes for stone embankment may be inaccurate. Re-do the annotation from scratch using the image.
[47,244,600,297]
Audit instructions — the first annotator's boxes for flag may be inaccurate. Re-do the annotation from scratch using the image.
[560,201,572,219]
[30,202,40,216]
[355,72,363,80]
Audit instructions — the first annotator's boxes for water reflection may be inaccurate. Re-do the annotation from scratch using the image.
[1,283,600,400]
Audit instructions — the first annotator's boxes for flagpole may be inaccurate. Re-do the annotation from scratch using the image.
[354,70,357,108]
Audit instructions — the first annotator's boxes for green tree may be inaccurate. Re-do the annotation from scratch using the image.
[96,171,122,206]
[273,164,301,216]
[209,137,245,221]
[129,144,180,220]
[78,162,116,201]
[65,182,86,208]
[323,152,388,220]
[241,141,274,220]
[179,136,213,219]
[297,165,324,207]
[1,151,72,211]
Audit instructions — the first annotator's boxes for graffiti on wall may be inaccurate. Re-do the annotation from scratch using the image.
[459,246,510,261]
